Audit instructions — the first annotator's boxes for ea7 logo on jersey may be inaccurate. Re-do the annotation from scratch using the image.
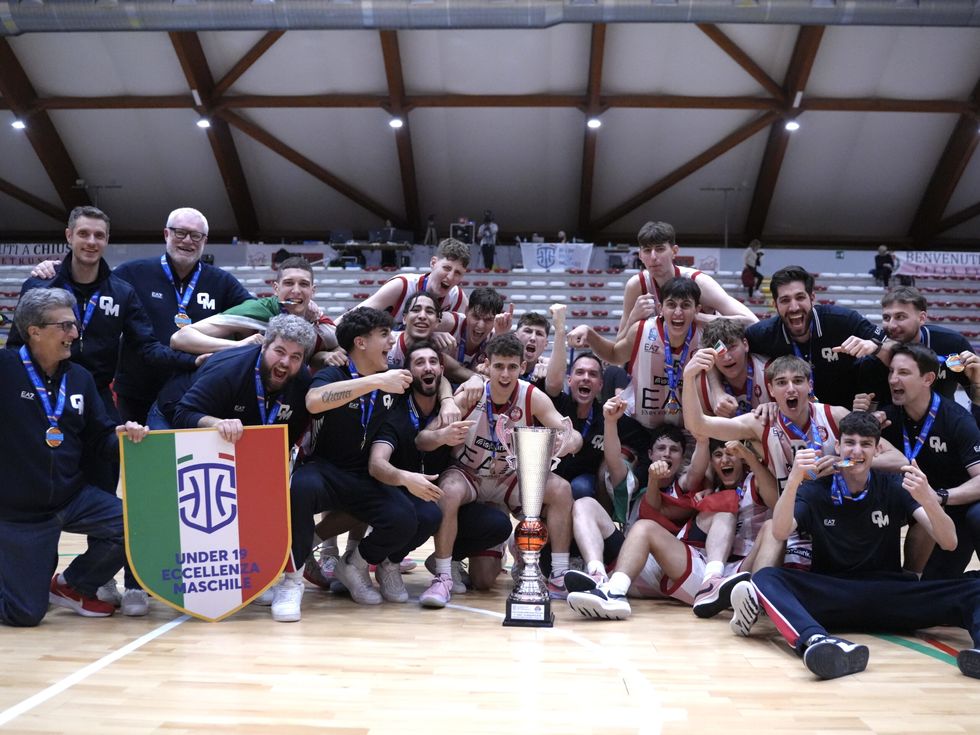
[70,394,84,414]
[820,347,839,363]
[21,390,35,400]
[99,295,119,317]
[928,435,948,453]
[196,292,216,310]
[871,510,889,528]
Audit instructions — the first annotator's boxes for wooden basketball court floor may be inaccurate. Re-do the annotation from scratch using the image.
[3,533,979,735]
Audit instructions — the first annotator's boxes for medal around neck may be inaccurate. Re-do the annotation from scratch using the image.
[174,311,192,329]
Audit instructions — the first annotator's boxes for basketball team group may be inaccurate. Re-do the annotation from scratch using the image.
[3,205,980,682]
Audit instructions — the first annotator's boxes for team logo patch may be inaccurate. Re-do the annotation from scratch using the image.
[535,245,557,269]
[509,406,523,421]
[121,426,291,622]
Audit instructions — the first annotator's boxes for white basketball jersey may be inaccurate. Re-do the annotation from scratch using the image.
[452,380,536,478]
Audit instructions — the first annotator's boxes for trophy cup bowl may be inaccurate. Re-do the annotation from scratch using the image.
[500,423,560,627]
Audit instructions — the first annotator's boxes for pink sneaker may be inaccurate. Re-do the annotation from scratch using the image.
[546,571,569,600]
[49,575,115,617]
[419,574,453,609]
[304,554,337,590]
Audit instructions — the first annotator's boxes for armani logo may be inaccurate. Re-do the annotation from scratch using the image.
[21,390,35,400]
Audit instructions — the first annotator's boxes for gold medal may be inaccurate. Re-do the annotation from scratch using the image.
[45,426,64,448]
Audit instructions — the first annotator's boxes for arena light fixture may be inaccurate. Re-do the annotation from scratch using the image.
[784,119,801,132]
[196,118,211,129]
[587,117,602,130]
[389,117,404,129]
[11,119,26,130]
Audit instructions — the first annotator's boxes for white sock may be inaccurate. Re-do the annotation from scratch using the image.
[607,572,631,597]
[704,561,724,579]
[344,534,360,556]
[345,546,368,570]
[586,560,607,578]
[283,570,304,585]
[551,552,570,575]
[321,534,339,556]
[57,573,67,586]
[434,557,452,576]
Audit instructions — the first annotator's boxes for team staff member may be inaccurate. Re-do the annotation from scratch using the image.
[746,266,885,409]
[0,288,147,626]
[730,412,980,682]
[31,207,252,424]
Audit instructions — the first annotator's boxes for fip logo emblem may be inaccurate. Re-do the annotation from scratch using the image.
[536,245,557,269]
[177,450,238,534]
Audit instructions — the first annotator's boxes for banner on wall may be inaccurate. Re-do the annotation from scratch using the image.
[244,242,337,268]
[519,242,594,271]
[895,251,980,278]
[0,242,69,265]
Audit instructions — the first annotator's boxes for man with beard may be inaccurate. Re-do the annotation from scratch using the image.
[369,340,512,603]
[745,266,885,409]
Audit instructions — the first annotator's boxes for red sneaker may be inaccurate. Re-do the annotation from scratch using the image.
[49,575,115,617]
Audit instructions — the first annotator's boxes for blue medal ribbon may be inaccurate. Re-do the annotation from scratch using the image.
[20,345,68,445]
[780,409,822,451]
[254,351,284,425]
[347,359,378,449]
[722,359,754,416]
[901,392,940,462]
[72,289,101,348]
[407,395,434,432]
[659,318,693,410]
[579,402,594,440]
[789,319,817,399]
[160,255,202,322]
[830,472,870,506]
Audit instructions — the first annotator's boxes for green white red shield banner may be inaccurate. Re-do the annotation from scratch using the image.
[121,425,291,622]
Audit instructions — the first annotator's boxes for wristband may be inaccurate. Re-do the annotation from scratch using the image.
[935,487,949,507]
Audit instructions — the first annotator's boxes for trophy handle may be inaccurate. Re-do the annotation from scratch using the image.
[551,416,573,470]
[495,414,517,471]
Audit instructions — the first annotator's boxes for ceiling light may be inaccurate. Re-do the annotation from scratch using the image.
[389,117,404,129]
[11,119,26,130]
[587,117,602,130]
[196,118,211,129]
[784,119,800,132]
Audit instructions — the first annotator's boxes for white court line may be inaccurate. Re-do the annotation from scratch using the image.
[446,601,675,735]
[0,615,189,727]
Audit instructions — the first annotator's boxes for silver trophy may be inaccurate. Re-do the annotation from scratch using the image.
[497,417,570,627]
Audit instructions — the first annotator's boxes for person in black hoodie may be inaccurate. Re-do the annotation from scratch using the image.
[0,288,147,626]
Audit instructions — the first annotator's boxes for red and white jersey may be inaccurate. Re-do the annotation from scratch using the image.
[387,332,410,369]
[731,473,770,558]
[387,273,466,324]
[637,265,705,313]
[451,380,536,479]
[620,316,702,429]
[761,402,839,494]
[698,353,771,416]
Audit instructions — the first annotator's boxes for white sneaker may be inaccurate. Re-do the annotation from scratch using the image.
[729,580,761,637]
[334,551,382,605]
[271,579,304,622]
[96,579,122,607]
[375,559,409,603]
[121,588,149,617]
[252,582,277,606]
[424,554,467,594]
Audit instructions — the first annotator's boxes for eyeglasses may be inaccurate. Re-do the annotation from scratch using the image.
[41,320,79,333]
[167,227,207,243]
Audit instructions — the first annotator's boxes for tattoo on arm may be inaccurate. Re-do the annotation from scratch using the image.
[322,388,353,404]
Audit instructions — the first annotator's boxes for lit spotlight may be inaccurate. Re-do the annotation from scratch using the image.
[11,119,26,130]
[196,118,211,129]
[785,119,800,132]
[389,117,404,129]
[587,117,602,130]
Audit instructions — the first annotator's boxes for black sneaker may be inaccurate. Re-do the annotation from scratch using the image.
[957,648,980,679]
[567,587,631,620]
[692,571,752,619]
[563,569,602,593]
[803,636,869,680]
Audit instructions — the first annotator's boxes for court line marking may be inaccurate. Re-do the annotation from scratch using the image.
[0,615,189,727]
[446,601,677,735]
[873,633,957,666]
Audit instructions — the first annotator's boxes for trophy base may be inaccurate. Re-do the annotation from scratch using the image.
[502,598,554,628]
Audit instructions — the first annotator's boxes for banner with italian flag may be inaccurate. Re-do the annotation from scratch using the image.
[121,425,291,622]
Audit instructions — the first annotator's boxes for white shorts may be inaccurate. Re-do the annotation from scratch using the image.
[629,545,746,606]
[439,466,521,513]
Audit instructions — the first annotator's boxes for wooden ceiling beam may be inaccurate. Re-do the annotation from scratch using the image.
[936,199,980,234]
[0,176,66,222]
[218,108,404,227]
[743,25,825,241]
[0,39,89,212]
[36,95,194,110]
[590,111,777,232]
[803,97,970,114]
[908,76,980,244]
[169,32,259,239]
[696,24,785,100]
[578,23,606,238]
[379,30,420,234]
[213,31,285,98]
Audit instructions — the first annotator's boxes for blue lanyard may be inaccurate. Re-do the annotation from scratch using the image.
[484,381,518,445]
[407,395,433,432]
[347,359,377,443]
[780,410,822,451]
[830,473,870,506]
[660,318,693,397]
[901,392,940,462]
[579,402,594,440]
[722,359,754,416]
[72,289,101,344]
[919,326,930,348]
[160,255,202,316]
[20,345,67,433]
[254,351,283,425]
